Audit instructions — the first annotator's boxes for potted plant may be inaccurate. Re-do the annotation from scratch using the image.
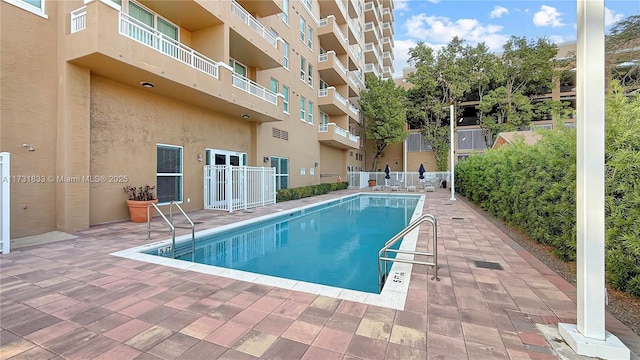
[123,185,158,223]
[368,179,376,187]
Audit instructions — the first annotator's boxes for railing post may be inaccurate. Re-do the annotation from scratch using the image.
[226,165,233,212]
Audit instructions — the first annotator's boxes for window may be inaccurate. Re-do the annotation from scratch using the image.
[307,26,313,49]
[230,59,247,77]
[283,40,289,69]
[319,79,328,91]
[308,64,313,87]
[282,86,290,113]
[281,0,289,23]
[303,0,312,11]
[129,1,178,54]
[271,157,289,190]
[300,56,306,82]
[320,112,329,126]
[157,144,183,203]
[300,17,306,43]
[4,0,47,17]
[307,101,314,124]
[270,78,279,94]
[300,97,306,121]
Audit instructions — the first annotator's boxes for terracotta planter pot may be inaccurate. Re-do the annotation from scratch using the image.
[368,180,376,187]
[126,199,159,223]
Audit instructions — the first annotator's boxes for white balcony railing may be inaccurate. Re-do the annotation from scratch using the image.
[118,12,219,78]
[348,133,359,142]
[335,0,347,20]
[70,6,87,33]
[383,51,393,60]
[348,102,359,116]
[364,42,380,60]
[319,124,329,132]
[364,63,380,76]
[231,73,278,105]
[334,90,347,105]
[334,124,347,137]
[231,1,278,48]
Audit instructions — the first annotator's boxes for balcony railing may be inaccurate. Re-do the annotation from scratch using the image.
[231,73,277,105]
[232,1,278,48]
[348,133,359,142]
[383,51,393,60]
[319,87,346,106]
[71,6,87,33]
[364,63,380,77]
[117,12,220,78]
[334,90,347,105]
[348,102,359,116]
[335,0,347,20]
[319,16,348,45]
[318,52,347,75]
[364,42,380,60]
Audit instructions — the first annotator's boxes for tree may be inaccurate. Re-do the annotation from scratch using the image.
[359,76,407,171]
[405,38,473,171]
[478,36,560,143]
[606,15,640,91]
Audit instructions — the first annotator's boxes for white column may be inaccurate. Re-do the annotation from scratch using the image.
[558,0,629,357]
[1,152,10,254]
[449,105,456,201]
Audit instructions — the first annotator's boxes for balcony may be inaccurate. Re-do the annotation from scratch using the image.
[382,36,393,52]
[347,18,358,43]
[134,0,223,31]
[381,0,393,11]
[348,0,360,18]
[382,51,393,66]
[319,0,347,25]
[347,73,361,97]
[67,1,283,123]
[318,87,349,115]
[347,45,360,71]
[381,7,393,22]
[364,22,381,44]
[348,101,360,123]
[364,1,381,24]
[234,0,283,17]
[229,1,282,69]
[319,16,348,55]
[381,22,393,37]
[382,66,392,79]
[364,42,381,65]
[318,123,359,149]
[364,63,380,78]
[318,51,348,85]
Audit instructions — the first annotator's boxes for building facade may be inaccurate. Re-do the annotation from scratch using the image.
[0,0,395,237]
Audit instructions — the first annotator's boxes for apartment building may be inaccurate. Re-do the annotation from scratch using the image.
[0,0,395,237]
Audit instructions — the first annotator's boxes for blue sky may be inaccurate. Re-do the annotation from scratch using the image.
[391,0,640,78]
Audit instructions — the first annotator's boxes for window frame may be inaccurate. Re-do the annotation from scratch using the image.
[300,96,307,121]
[299,16,306,43]
[307,63,313,87]
[283,40,290,69]
[4,0,47,18]
[300,56,306,82]
[281,0,289,23]
[156,143,183,204]
[271,156,289,191]
[282,85,290,114]
[307,100,314,124]
[307,25,313,50]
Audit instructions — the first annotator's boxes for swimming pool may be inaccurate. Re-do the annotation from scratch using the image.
[113,193,425,308]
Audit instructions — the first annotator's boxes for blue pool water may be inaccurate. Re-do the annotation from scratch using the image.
[148,194,421,293]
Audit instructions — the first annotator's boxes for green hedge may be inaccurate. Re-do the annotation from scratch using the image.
[455,84,640,297]
[276,182,349,202]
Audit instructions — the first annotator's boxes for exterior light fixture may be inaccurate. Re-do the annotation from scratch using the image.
[22,144,35,152]
[263,157,269,163]
[241,114,250,119]
[140,81,155,88]
[197,154,203,162]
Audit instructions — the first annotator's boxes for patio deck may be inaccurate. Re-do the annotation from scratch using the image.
[1,189,638,359]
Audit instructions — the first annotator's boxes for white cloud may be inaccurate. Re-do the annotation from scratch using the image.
[394,0,409,11]
[404,14,509,50]
[490,6,509,19]
[605,7,624,27]
[427,0,440,3]
[533,5,565,28]
[548,35,566,44]
[392,39,417,79]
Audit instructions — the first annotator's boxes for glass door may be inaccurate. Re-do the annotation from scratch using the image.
[206,149,246,208]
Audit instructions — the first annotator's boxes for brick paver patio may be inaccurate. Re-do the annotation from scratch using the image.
[1,189,638,359]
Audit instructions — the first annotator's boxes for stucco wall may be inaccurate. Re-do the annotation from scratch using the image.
[1,1,60,237]
[89,76,253,224]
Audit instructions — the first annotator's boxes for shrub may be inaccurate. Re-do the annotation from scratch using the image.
[456,83,640,297]
[276,182,348,202]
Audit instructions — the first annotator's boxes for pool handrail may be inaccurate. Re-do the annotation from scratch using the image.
[146,202,196,259]
[378,213,439,291]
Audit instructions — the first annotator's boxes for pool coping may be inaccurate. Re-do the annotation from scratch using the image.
[111,193,426,311]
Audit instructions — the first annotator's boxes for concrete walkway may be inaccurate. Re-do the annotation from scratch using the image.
[1,189,638,359]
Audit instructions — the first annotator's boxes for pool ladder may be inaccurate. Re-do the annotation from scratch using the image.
[378,214,439,292]
[147,201,195,259]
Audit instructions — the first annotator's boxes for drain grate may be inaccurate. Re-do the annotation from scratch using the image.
[452,217,465,220]
[193,221,204,225]
[474,260,504,270]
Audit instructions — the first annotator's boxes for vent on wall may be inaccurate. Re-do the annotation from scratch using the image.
[272,127,289,140]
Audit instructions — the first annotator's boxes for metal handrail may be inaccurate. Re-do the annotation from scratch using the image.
[378,214,439,291]
[169,201,195,259]
[146,202,196,259]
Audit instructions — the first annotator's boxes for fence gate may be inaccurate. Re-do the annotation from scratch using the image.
[1,152,10,254]
[204,165,276,212]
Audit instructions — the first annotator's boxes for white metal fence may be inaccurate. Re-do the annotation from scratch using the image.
[1,152,10,254]
[204,165,276,212]
[348,171,450,189]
